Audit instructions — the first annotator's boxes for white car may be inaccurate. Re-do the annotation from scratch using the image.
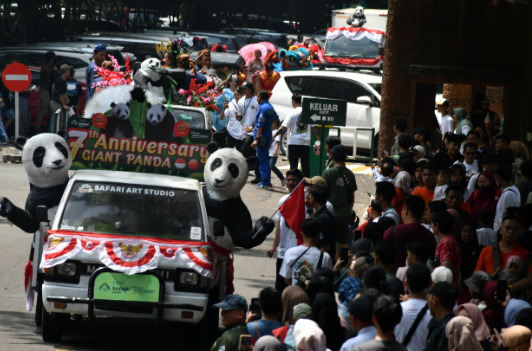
[269,69,382,155]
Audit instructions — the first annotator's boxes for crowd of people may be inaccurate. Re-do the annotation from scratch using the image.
[210,96,532,351]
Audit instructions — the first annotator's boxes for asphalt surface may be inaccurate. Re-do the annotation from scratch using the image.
[0,156,374,351]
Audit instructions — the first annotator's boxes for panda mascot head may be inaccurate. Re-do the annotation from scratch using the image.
[17,131,72,188]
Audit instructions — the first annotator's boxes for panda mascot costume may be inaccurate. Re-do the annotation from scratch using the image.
[0,131,72,315]
[203,141,275,251]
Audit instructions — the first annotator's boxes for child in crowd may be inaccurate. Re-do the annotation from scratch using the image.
[494,256,522,285]
[269,119,285,186]
[477,209,497,247]
[433,169,451,200]
[371,161,394,183]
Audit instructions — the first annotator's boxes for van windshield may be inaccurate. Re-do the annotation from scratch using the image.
[60,182,205,241]
[324,36,379,58]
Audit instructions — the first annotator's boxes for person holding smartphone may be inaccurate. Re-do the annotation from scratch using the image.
[245,288,283,341]
[211,294,251,351]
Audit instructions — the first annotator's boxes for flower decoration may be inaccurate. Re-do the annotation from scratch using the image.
[176,80,220,112]
[92,54,133,91]
[211,43,227,53]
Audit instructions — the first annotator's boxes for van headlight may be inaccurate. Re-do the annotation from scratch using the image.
[179,271,198,286]
[56,262,77,277]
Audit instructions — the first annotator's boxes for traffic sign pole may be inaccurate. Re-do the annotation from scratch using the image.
[318,126,325,175]
[14,92,19,138]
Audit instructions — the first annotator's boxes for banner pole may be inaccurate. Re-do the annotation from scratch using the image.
[251,178,306,239]
[15,91,19,138]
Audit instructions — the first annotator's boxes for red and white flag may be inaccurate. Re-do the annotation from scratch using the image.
[279,181,306,245]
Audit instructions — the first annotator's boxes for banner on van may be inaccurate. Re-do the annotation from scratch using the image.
[67,101,212,181]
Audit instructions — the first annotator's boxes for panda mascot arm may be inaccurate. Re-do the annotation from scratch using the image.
[203,142,274,249]
[0,131,72,233]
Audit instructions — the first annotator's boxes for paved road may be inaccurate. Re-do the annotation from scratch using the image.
[0,159,374,350]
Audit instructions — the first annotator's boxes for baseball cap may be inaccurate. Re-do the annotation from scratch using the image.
[93,44,106,53]
[304,176,327,188]
[424,282,458,306]
[464,270,492,296]
[413,127,431,140]
[412,145,426,159]
[213,294,248,312]
[193,36,200,44]
[436,98,450,107]
[349,238,374,256]
[59,64,72,74]
[331,144,347,161]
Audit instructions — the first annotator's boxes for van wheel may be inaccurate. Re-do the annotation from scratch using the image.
[35,292,43,327]
[41,305,63,343]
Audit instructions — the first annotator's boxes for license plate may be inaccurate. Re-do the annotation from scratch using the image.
[94,272,160,303]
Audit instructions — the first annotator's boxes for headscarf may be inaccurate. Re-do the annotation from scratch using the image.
[467,172,500,221]
[447,209,461,236]
[454,108,474,135]
[307,275,334,303]
[293,303,313,321]
[505,299,532,327]
[349,238,374,255]
[293,319,328,351]
[432,266,453,284]
[456,221,481,281]
[352,256,375,280]
[482,281,507,332]
[312,293,344,351]
[505,256,524,273]
[282,285,310,324]
[255,335,282,351]
[393,171,412,195]
[337,277,363,320]
[456,303,491,341]
[445,316,483,351]
[362,265,386,291]
[501,325,532,351]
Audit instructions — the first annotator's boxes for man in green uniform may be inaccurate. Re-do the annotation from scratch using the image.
[211,294,251,351]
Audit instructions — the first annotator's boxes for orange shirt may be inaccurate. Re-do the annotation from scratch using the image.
[412,187,434,209]
[258,71,280,93]
[475,243,532,274]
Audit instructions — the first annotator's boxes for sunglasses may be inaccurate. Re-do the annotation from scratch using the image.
[466,152,477,156]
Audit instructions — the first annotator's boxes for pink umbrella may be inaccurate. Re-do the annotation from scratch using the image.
[238,43,268,65]
[258,42,276,53]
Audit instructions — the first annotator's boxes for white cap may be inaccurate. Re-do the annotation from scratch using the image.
[431,266,453,284]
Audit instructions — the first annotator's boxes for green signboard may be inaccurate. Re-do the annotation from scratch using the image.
[67,101,212,181]
[94,272,160,302]
[300,97,348,127]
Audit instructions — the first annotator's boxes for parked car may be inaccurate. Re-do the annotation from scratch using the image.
[106,8,160,30]
[27,66,87,130]
[269,69,382,155]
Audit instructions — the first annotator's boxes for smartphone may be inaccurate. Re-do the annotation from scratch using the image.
[239,335,253,350]
[340,248,348,263]
[249,298,261,320]
[497,280,507,301]
[354,230,362,241]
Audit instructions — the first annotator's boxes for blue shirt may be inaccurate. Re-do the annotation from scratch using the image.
[246,319,284,340]
[212,89,234,130]
[185,67,207,90]
[340,326,377,351]
[85,62,103,102]
[254,101,279,138]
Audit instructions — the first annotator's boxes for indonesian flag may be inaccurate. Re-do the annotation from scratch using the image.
[279,181,306,245]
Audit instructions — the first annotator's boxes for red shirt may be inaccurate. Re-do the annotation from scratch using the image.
[435,237,461,286]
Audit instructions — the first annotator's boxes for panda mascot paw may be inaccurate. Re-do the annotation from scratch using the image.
[130,86,147,103]
[203,143,273,250]
[0,197,14,217]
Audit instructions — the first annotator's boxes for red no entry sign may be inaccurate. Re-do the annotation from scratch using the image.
[2,63,32,92]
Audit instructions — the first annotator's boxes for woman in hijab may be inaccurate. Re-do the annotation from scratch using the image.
[456,221,484,284]
[445,316,483,351]
[467,172,502,222]
[504,299,532,328]
[312,294,344,351]
[456,303,491,342]
[293,319,329,351]
[499,325,531,351]
[447,209,461,236]
[351,255,375,280]
[255,335,282,351]
[281,286,310,325]
[392,170,411,217]
[482,281,507,332]
[337,277,363,331]
[453,107,474,136]
[307,275,334,304]
[282,303,314,351]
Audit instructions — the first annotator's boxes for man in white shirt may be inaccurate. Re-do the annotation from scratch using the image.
[280,218,333,286]
[340,297,377,351]
[455,142,480,179]
[394,263,432,351]
[238,82,261,183]
[272,93,321,178]
[374,181,400,225]
[221,86,245,151]
[437,99,453,140]
[267,169,304,291]
[493,164,521,232]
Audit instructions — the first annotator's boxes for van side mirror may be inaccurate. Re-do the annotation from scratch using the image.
[356,96,372,105]
[36,205,49,223]
[213,220,225,237]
